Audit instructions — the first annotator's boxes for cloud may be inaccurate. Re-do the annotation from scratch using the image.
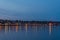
[0,0,60,21]
[0,0,30,13]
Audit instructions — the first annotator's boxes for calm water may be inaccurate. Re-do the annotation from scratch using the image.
[0,24,60,40]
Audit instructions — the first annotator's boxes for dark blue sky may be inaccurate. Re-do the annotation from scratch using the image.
[0,0,60,21]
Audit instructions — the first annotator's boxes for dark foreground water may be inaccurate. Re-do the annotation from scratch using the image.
[0,24,60,40]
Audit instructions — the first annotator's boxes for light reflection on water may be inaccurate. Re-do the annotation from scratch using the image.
[0,24,60,40]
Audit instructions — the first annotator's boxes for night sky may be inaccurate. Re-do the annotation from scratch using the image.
[0,0,60,21]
